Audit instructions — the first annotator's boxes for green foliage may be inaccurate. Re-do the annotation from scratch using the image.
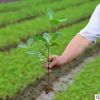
[19,9,67,63]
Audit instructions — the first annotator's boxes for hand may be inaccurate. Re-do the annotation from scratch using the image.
[45,55,64,70]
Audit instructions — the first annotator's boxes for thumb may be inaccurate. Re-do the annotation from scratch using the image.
[49,59,57,69]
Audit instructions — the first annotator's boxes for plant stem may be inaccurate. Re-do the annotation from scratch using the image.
[47,21,51,85]
[49,21,51,35]
[47,47,50,85]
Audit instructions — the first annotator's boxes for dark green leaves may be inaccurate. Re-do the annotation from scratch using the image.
[34,34,43,41]
[50,42,59,47]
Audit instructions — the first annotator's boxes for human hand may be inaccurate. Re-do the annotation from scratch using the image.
[45,55,64,71]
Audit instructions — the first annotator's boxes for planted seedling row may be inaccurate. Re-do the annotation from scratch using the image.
[0,0,93,27]
[0,1,98,48]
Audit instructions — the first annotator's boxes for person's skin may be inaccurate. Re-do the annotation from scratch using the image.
[45,34,92,70]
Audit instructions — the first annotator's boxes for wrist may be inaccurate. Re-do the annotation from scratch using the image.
[59,55,66,65]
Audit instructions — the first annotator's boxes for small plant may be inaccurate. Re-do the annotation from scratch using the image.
[18,9,67,94]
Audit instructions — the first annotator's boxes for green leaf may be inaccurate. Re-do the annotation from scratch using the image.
[34,34,43,41]
[34,34,47,43]
[26,51,46,61]
[47,9,54,20]
[18,43,28,48]
[38,50,47,58]
[27,38,34,47]
[58,18,67,23]
[50,42,59,47]
[51,18,67,24]
[51,19,59,24]
[18,38,34,49]
[55,31,62,37]
[43,33,51,44]
[51,31,62,41]
[26,51,35,55]
[26,51,43,57]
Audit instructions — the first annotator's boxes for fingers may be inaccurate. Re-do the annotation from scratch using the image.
[49,59,57,69]
[48,55,55,62]
[45,55,60,71]
[46,55,56,68]
[46,69,52,73]
[45,58,57,69]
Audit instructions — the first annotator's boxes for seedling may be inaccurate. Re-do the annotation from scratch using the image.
[18,9,67,94]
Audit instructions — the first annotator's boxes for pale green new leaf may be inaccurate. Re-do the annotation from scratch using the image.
[26,51,35,55]
[47,9,54,20]
[18,43,28,48]
[27,38,34,47]
[43,33,51,44]
[26,51,46,61]
[58,18,67,23]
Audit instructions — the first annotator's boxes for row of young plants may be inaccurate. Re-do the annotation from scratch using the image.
[0,0,91,14]
[0,19,89,98]
[0,0,48,13]
[0,1,99,47]
[0,0,29,13]
[53,56,100,100]
[0,0,92,26]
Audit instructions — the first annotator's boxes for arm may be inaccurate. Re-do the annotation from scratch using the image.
[46,34,92,69]
[60,34,92,65]
[61,4,100,64]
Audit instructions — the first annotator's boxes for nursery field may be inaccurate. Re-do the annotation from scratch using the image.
[0,0,100,100]
[54,56,100,100]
